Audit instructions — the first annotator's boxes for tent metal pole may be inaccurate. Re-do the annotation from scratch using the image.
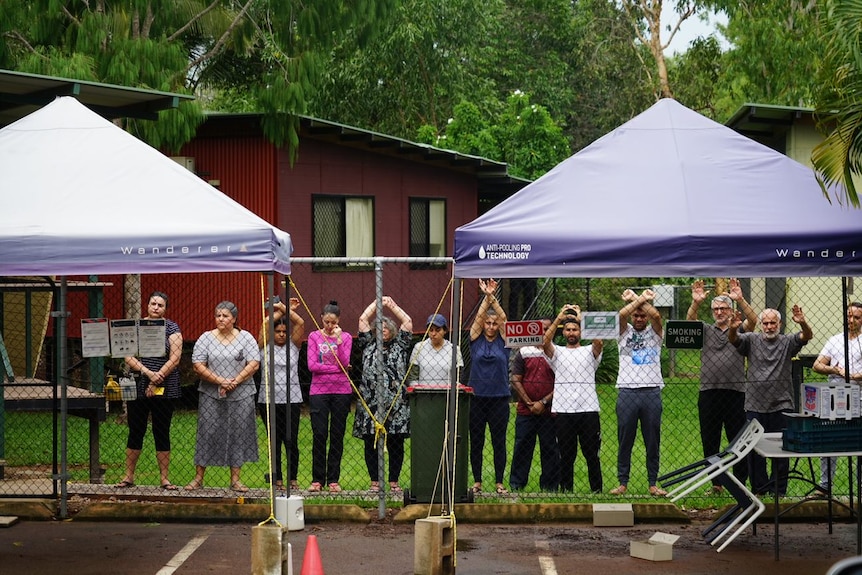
[374,258,386,519]
[445,278,462,515]
[57,277,69,518]
[266,273,277,504]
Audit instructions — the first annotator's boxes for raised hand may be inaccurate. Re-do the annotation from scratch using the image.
[691,280,707,304]
[728,278,743,301]
[792,304,806,324]
[729,310,743,330]
[622,289,637,302]
[480,278,499,296]
[560,304,580,318]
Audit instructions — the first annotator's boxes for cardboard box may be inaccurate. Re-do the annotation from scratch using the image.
[592,503,634,527]
[801,383,861,419]
[630,532,680,561]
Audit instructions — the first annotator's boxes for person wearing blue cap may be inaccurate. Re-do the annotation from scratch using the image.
[409,313,463,386]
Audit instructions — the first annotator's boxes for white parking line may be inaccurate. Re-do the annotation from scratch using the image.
[156,528,213,575]
[535,539,559,575]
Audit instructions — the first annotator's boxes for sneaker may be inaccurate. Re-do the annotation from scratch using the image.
[704,485,725,496]
[609,485,627,495]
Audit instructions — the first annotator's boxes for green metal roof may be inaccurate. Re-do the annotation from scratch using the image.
[725,102,815,152]
[0,69,192,127]
[202,111,530,199]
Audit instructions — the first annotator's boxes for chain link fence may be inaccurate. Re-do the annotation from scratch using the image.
[0,272,855,509]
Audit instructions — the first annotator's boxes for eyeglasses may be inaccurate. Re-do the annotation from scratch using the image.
[711,306,731,312]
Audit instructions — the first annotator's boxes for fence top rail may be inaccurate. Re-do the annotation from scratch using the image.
[288,257,453,265]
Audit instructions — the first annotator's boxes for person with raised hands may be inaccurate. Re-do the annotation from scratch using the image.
[541,304,604,493]
[353,296,413,493]
[468,278,511,495]
[611,288,665,497]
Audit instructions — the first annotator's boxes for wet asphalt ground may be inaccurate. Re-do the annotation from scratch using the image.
[1,518,860,574]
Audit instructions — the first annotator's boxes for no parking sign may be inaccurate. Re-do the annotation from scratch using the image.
[504,320,544,347]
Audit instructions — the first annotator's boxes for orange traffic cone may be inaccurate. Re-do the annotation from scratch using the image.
[300,534,325,575]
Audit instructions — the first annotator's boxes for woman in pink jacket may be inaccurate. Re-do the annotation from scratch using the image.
[306,300,353,492]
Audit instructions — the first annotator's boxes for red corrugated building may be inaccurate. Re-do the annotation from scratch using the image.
[133,114,525,339]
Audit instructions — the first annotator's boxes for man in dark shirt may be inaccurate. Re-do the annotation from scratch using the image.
[509,317,559,491]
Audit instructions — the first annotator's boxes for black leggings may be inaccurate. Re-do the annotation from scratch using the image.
[258,402,301,481]
[363,435,405,483]
[126,397,174,451]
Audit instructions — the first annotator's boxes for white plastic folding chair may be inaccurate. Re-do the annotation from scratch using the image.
[707,469,766,552]
[662,419,765,502]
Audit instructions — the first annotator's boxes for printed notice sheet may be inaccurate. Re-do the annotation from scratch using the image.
[110,319,138,358]
[138,319,167,357]
[81,318,110,357]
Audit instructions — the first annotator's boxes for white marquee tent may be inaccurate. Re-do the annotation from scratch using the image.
[0,96,291,276]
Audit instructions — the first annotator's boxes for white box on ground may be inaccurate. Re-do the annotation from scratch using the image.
[801,382,861,419]
[630,532,680,561]
[592,503,634,526]
[275,495,305,531]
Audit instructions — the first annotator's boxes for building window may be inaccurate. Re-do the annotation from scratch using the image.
[410,198,446,267]
[313,195,374,268]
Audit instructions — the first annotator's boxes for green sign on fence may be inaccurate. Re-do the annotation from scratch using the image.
[664,320,704,349]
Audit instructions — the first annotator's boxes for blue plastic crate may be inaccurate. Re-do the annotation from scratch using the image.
[782,413,862,452]
[783,412,862,432]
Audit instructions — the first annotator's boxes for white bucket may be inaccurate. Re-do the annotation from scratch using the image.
[275,495,305,531]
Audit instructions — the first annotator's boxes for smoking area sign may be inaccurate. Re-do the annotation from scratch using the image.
[665,320,704,349]
[504,320,545,348]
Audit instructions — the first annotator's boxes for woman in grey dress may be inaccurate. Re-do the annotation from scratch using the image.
[186,301,260,492]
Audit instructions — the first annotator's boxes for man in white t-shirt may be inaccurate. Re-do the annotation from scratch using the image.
[812,302,862,490]
[611,289,665,496]
[542,304,604,493]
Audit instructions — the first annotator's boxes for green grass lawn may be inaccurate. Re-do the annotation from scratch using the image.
[2,366,842,504]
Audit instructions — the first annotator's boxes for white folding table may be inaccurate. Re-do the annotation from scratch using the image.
[753,432,862,560]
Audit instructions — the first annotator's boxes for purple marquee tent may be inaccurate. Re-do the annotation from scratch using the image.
[454,98,862,279]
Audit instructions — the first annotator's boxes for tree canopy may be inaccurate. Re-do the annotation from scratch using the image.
[0,0,396,152]
[2,0,858,187]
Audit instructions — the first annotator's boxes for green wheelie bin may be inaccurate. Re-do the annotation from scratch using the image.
[405,384,473,505]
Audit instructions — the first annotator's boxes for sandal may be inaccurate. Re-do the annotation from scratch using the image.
[289,480,299,491]
[471,483,482,494]
[275,480,285,491]
[609,485,627,495]
[328,482,342,493]
[495,483,508,494]
[307,482,322,492]
[160,482,179,491]
[389,482,402,493]
[184,479,203,491]
[649,486,668,496]
[114,479,135,488]
[231,481,249,493]
[369,481,380,492]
